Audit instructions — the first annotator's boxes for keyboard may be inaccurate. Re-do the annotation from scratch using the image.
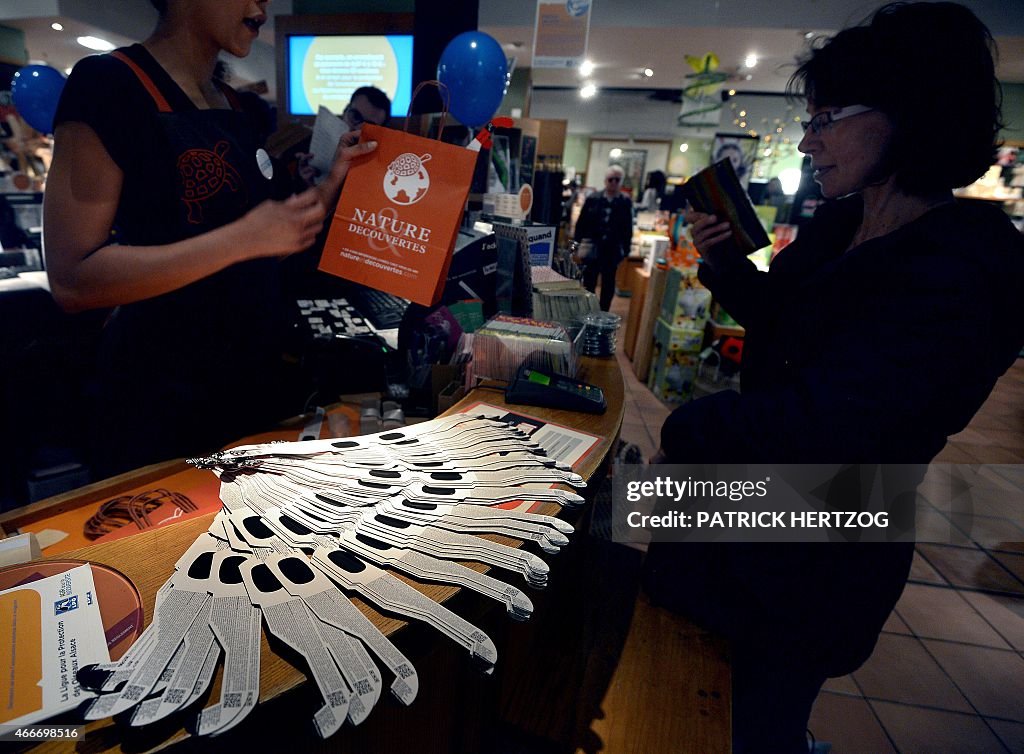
[296,298,375,339]
[346,288,409,330]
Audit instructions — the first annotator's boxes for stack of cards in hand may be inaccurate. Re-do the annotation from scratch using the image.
[76,414,586,739]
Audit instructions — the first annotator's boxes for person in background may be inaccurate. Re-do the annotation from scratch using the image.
[43,0,376,478]
[637,169,667,211]
[342,86,391,131]
[644,3,1024,751]
[297,86,391,186]
[762,176,788,223]
[573,165,634,310]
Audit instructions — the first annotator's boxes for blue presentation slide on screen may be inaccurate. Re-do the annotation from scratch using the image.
[289,35,413,118]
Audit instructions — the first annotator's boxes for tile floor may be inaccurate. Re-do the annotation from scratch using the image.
[606,292,1024,753]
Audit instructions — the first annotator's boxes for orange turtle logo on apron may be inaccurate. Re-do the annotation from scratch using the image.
[177,141,243,224]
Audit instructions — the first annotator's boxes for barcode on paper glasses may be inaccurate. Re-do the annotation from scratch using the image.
[536,431,583,463]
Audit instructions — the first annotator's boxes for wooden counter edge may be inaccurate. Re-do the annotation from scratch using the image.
[22,356,627,753]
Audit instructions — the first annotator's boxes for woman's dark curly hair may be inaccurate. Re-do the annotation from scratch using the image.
[787,2,1003,194]
[150,0,167,15]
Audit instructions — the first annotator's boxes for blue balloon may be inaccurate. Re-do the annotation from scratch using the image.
[437,31,508,128]
[11,64,67,135]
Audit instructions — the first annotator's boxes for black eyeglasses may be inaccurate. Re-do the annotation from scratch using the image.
[800,105,875,135]
[606,176,622,182]
[343,106,367,128]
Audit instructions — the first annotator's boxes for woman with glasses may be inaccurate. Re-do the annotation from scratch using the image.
[43,0,376,477]
[645,3,1023,751]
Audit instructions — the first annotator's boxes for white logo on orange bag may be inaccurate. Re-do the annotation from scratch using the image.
[384,152,432,205]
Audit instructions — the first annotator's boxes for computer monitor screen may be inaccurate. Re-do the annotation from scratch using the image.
[286,34,413,119]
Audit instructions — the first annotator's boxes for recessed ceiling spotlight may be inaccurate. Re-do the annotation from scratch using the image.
[51,22,64,31]
[580,82,597,98]
[64,66,73,75]
[579,59,594,76]
[744,53,758,68]
[745,74,753,81]
[804,31,815,39]
[728,89,736,96]
[77,35,115,51]
[679,143,689,153]
[642,68,654,78]
[610,148,623,158]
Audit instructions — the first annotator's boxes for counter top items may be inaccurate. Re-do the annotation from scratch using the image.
[0,564,110,726]
[577,311,622,357]
[506,365,607,414]
[469,314,577,384]
[74,414,585,740]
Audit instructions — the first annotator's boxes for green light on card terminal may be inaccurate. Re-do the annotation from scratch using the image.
[527,370,551,386]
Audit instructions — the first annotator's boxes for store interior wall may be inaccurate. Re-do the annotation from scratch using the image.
[293,0,413,12]
[586,139,671,193]
[0,25,25,64]
[1003,82,1024,143]
[536,87,806,188]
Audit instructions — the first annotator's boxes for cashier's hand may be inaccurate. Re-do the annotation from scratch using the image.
[315,130,378,208]
[685,209,739,272]
[241,189,330,257]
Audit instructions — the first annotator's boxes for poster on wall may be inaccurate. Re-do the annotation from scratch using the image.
[711,133,759,190]
[532,0,592,69]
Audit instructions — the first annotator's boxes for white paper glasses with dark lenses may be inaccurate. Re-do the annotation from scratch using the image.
[801,105,875,135]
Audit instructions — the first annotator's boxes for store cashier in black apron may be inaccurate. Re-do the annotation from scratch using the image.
[43,0,376,478]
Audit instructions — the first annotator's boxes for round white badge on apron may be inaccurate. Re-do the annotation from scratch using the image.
[255,148,274,180]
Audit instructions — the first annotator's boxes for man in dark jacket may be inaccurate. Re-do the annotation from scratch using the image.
[574,166,634,310]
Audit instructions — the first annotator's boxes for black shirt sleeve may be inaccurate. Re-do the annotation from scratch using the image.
[53,51,156,171]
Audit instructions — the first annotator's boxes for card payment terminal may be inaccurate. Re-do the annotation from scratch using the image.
[505,366,607,414]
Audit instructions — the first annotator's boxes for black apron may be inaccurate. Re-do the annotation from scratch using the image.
[89,50,287,477]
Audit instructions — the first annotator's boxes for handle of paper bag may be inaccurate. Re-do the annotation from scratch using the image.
[405,80,450,140]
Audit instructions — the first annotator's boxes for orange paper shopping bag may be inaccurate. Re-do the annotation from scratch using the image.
[319,88,478,306]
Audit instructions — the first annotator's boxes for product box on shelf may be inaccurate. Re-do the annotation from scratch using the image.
[660,267,711,328]
[647,317,703,403]
[648,347,700,404]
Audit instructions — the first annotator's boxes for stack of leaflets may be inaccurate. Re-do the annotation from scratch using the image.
[531,267,599,326]
[469,314,577,384]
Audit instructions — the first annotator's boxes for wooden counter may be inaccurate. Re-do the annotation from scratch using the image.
[13,355,730,753]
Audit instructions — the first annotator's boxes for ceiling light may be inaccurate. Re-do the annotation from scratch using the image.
[744,74,753,81]
[77,35,115,51]
[728,89,736,96]
[610,148,623,158]
[804,31,815,39]
[642,68,654,78]
[64,66,73,75]
[744,54,758,68]
[739,110,746,117]
[51,22,64,31]
[580,82,597,98]
[679,143,689,153]
[579,59,594,77]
